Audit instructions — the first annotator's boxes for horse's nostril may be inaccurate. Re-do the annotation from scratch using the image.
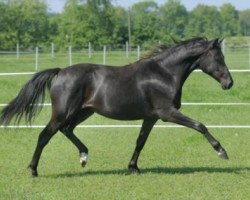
[228,80,233,89]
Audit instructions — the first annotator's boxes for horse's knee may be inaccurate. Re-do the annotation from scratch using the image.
[46,119,64,135]
[49,109,71,132]
[195,122,208,134]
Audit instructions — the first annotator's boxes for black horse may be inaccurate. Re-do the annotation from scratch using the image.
[0,38,233,176]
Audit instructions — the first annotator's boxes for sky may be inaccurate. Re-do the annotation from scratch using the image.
[47,0,250,13]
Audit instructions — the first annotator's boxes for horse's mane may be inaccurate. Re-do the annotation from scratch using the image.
[143,37,209,59]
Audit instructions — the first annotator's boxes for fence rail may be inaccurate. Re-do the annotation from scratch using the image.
[0,69,250,76]
[1,124,250,129]
[1,102,250,108]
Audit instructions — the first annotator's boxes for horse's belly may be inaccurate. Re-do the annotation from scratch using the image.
[93,101,150,120]
[95,111,143,120]
[85,81,152,120]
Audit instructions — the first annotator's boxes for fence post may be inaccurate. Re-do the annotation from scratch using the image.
[137,45,140,60]
[249,43,250,69]
[51,42,54,58]
[88,42,92,58]
[222,39,225,55]
[103,45,106,65]
[69,46,72,65]
[16,42,19,59]
[126,41,129,58]
[35,47,39,71]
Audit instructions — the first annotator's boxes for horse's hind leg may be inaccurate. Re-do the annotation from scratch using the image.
[60,108,94,167]
[28,120,61,177]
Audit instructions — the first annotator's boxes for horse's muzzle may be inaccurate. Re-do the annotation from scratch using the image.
[222,79,233,90]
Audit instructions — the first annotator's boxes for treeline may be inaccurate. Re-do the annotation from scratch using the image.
[0,0,250,50]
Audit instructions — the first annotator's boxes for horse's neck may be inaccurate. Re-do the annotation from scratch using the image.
[162,58,197,108]
[153,44,206,90]
[159,54,198,88]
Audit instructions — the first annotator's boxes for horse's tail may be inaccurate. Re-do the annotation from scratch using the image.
[0,68,61,126]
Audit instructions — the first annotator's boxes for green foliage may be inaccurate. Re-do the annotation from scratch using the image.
[159,0,188,40]
[56,0,116,49]
[130,1,160,47]
[0,0,250,50]
[185,4,222,38]
[220,3,240,36]
[0,0,49,49]
[240,9,250,36]
[111,6,128,45]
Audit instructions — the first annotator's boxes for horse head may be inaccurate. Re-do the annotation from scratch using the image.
[197,38,233,90]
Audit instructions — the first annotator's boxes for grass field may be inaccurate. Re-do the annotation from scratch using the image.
[0,55,250,199]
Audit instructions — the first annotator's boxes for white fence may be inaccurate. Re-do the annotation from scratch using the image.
[1,41,250,72]
[1,124,250,129]
[0,42,142,72]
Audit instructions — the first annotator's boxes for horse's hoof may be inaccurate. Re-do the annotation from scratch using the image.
[128,165,141,174]
[218,149,229,160]
[31,171,38,177]
[80,152,88,168]
[80,160,87,167]
[28,165,38,177]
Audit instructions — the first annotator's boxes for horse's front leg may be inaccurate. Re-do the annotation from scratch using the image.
[158,108,229,159]
[128,118,157,173]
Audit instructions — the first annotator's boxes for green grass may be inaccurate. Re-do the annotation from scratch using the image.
[0,128,249,200]
[0,59,250,199]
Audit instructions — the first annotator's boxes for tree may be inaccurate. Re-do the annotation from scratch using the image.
[220,3,240,36]
[185,4,222,38]
[130,1,160,47]
[0,0,49,49]
[240,9,250,36]
[0,2,15,49]
[57,0,115,48]
[86,0,115,46]
[159,0,188,40]
[111,6,128,45]
[47,13,60,43]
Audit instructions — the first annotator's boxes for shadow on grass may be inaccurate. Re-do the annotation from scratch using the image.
[43,166,250,178]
